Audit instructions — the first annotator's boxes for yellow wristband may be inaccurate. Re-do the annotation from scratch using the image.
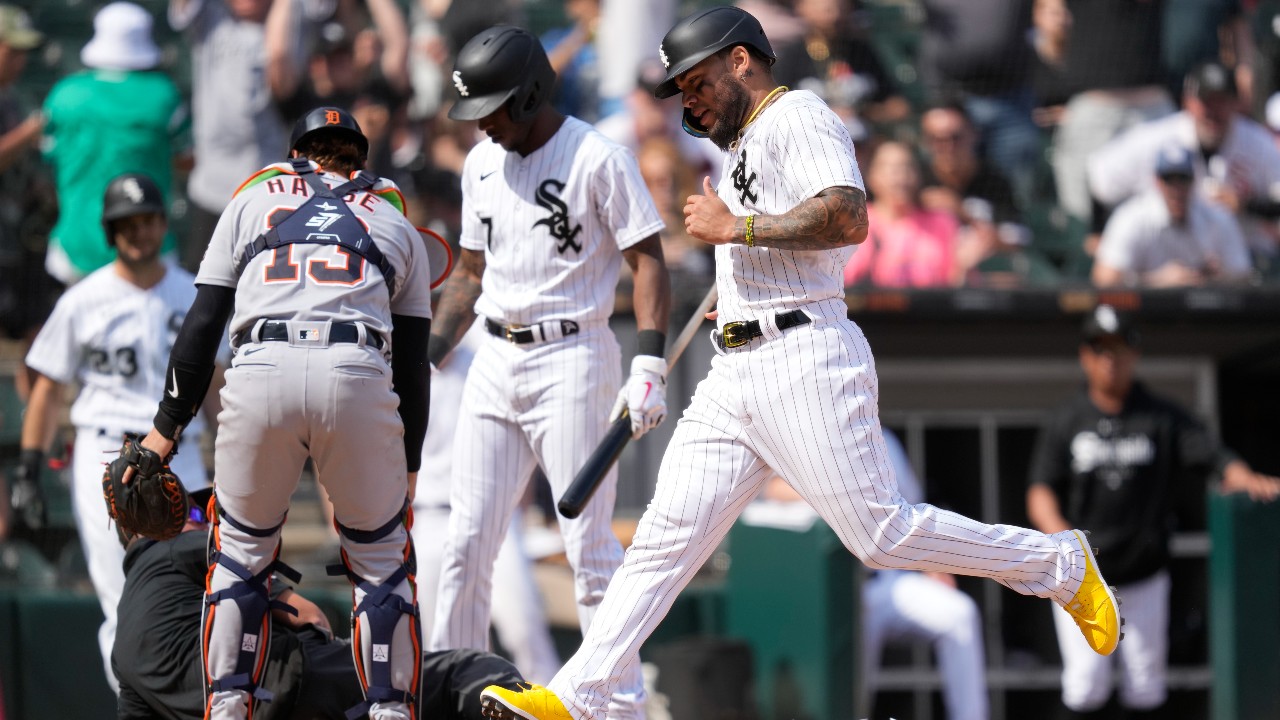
[744,215,756,248]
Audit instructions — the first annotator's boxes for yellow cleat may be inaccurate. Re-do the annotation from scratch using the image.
[480,683,574,720]
[1061,529,1123,656]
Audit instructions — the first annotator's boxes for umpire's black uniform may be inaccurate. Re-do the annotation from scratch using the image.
[112,531,524,719]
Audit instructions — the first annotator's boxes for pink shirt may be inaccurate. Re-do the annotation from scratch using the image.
[844,204,958,288]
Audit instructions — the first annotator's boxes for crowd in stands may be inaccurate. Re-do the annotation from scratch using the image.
[1,0,1279,352]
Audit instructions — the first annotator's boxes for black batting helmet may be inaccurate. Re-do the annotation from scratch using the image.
[653,6,775,99]
[289,106,369,158]
[102,173,166,246]
[448,26,555,123]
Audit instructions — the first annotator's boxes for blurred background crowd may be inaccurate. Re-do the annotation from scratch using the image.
[4,0,1280,340]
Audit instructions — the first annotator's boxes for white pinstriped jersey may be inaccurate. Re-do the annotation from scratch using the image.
[460,116,665,326]
[25,263,228,436]
[196,162,434,341]
[713,89,865,320]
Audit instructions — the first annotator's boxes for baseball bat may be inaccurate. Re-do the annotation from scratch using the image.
[558,284,720,519]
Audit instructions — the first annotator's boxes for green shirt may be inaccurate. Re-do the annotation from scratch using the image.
[43,70,188,277]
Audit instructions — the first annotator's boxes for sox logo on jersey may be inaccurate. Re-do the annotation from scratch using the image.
[533,179,583,254]
[731,150,758,205]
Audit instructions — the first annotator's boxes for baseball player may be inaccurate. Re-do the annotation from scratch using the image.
[482,8,1123,718]
[13,172,220,693]
[1027,305,1280,718]
[424,25,671,719]
[129,106,433,720]
[111,488,531,720]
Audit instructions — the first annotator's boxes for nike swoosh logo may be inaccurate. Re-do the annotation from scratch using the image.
[167,369,180,398]
[640,381,652,406]
[242,347,265,355]
[480,171,496,181]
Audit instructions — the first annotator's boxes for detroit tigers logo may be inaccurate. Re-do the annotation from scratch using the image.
[532,179,583,254]
[324,110,341,125]
[731,149,758,205]
[452,70,469,97]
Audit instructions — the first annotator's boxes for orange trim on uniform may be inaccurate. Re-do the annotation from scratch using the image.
[233,165,298,197]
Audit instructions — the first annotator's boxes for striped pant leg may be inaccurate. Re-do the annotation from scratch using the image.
[742,320,1083,605]
[549,355,771,719]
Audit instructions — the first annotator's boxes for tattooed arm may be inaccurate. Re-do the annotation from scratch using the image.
[684,179,869,250]
[427,248,485,367]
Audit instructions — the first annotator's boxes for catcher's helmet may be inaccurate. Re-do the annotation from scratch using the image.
[289,106,369,158]
[448,26,555,123]
[653,6,775,99]
[102,172,166,246]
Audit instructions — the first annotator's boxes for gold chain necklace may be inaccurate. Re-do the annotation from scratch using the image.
[731,85,789,150]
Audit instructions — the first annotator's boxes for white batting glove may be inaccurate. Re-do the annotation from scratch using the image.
[610,355,668,439]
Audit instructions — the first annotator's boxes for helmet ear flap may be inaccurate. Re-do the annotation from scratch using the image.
[682,108,709,139]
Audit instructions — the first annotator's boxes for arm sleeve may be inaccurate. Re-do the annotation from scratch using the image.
[153,285,235,440]
[24,294,79,384]
[1171,403,1240,479]
[391,314,430,474]
[1028,409,1072,496]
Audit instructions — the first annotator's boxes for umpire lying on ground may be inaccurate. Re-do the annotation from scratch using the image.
[109,488,526,719]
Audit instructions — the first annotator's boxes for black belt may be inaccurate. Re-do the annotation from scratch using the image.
[237,321,384,349]
[715,310,811,350]
[484,318,579,344]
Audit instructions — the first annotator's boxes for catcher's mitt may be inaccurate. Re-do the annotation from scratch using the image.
[102,435,188,543]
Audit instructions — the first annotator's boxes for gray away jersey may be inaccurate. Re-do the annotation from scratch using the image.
[713,89,864,319]
[196,163,434,341]
[460,116,664,326]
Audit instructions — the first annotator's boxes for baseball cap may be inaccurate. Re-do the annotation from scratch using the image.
[1081,305,1139,347]
[0,5,42,50]
[1184,61,1237,99]
[1155,145,1194,179]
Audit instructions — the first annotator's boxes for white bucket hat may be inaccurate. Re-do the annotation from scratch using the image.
[81,2,160,71]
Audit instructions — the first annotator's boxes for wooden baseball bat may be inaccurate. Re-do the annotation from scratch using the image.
[558,284,719,519]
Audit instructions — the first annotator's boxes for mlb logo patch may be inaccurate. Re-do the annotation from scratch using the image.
[373,644,389,662]
[296,329,320,343]
[242,634,258,652]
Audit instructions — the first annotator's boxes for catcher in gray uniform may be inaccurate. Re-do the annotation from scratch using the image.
[129,106,434,720]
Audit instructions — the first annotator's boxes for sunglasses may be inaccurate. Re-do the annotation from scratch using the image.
[189,503,207,524]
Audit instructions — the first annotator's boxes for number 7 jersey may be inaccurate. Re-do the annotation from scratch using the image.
[460,116,664,326]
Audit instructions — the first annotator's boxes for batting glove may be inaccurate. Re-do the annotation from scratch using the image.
[10,450,48,533]
[610,355,668,439]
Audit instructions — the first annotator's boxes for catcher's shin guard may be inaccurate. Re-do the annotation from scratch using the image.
[328,502,422,719]
[201,501,301,718]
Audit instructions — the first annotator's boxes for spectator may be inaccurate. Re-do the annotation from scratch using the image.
[635,136,712,279]
[919,0,1041,207]
[1162,0,1248,102]
[1027,304,1280,718]
[1088,61,1280,267]
[1030,0,1072,128]
[0,4,59,401]
[268,0,410,134]
[740,429,990,720]
[773,0,910,132]
[1093,145,1252,287]
[542,0,606,122]
[1052,0,1174,225]
[170,0,314,271]
[845,141,959,288]
[42,1,187,285]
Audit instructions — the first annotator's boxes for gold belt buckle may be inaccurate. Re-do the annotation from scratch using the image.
[721,321,750,348]
[504,326,515,342]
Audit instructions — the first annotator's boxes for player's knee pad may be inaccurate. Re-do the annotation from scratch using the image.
[202,500,301,714]
[328,502,422,717]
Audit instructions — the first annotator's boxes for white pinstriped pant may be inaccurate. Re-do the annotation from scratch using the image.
[549,302,1089,718]
[429,323,646,718]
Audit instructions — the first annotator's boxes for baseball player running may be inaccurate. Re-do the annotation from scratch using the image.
[14,172,220,693]
[425,26,671,719]
[482,7,1122,719]
[130,106,433,720]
